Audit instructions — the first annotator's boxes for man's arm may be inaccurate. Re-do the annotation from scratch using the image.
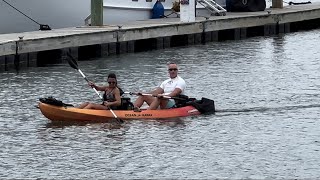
[167,88,182,97]
[151,87,164,96]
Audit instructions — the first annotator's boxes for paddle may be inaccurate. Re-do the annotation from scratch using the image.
[123,91,187,101]
[66,53,123,124]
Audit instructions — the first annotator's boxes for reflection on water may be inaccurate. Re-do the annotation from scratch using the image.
[45,118,186,129]
[45,121,124,129]
[1,29,320,179]
[217,103,320,113]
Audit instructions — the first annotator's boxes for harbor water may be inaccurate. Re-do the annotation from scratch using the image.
[1,28,320,179]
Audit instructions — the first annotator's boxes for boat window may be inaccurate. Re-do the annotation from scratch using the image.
[146,0,152,2]
[132,0,138,1]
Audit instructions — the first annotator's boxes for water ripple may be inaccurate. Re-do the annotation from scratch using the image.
[1,29,320,179]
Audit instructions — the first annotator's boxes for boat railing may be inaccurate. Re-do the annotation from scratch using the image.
[84,14,91,26]
[197,0,227,16]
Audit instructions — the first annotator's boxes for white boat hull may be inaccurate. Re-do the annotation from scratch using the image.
[103,0,227,24]
[0,0,226,33]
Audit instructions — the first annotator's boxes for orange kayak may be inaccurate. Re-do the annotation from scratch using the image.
[39,102,201,122]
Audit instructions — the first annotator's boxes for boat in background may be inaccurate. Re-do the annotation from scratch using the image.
[101,0,226,25]
[0,0,225,34]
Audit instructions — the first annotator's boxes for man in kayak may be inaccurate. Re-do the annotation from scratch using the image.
[133,62,186,111]
[79,73,122,110]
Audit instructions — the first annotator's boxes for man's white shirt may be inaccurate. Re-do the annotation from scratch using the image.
[159,76,186,95]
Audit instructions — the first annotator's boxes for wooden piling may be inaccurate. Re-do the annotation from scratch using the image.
[91,0,103,26]
[272,0,283,8]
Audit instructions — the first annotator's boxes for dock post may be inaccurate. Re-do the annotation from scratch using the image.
[272,0,283,8]
[91,0,103,26]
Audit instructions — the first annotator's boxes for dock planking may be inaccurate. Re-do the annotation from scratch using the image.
[1,3,320,71]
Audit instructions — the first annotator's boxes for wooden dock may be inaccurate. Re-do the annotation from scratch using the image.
[1,3,320,71]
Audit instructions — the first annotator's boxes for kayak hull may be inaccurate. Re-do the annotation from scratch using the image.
[39,102,201,122]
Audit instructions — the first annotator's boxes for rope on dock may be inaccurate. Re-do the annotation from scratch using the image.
[1,0,51,30]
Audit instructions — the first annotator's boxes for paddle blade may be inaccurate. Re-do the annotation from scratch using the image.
[66,53,79,70]
[116,118,124,124]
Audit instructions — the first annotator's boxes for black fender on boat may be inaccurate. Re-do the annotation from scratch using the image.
[227,0,266,12]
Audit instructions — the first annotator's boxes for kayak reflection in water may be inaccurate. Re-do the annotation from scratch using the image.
[133,62,186,111]
[79,73,122,110]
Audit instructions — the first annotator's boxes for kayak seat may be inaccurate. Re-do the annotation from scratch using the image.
[174,94,192,108]
[118,97,134,110]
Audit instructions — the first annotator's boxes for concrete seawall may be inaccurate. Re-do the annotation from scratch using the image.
[1,3,320,71]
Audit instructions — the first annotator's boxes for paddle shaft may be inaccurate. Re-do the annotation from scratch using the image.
[78,70,120,121]
[124,92,186,101]
[78,69,103,100]
[86,79,120,121]
[67,53,122,123]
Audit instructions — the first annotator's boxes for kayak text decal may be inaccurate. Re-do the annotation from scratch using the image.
[125,113,153,117]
